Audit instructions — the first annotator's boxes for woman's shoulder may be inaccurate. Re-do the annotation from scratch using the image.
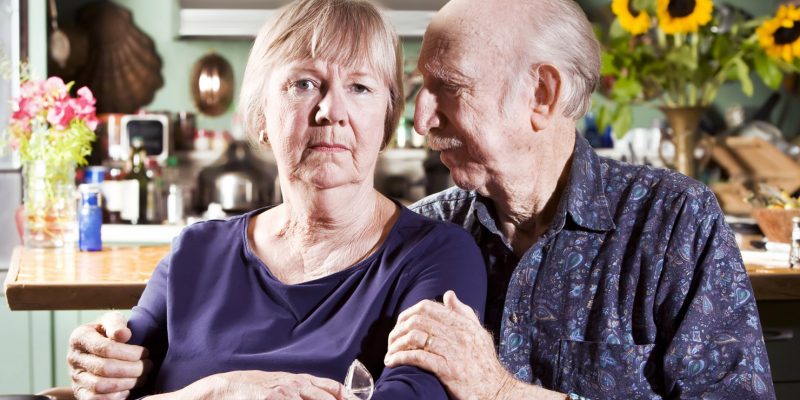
[395,204,476,243]
[389,205,482,270]
[171,209,261,251]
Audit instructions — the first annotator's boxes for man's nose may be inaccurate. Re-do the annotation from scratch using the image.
[315,87,347,126]
[414,86,441,135]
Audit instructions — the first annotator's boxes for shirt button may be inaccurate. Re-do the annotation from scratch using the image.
[509,313,519,324]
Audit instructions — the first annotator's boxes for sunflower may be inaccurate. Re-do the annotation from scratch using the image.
[757,5,800,63]
[612,0,651,35]
[656,0,713,34]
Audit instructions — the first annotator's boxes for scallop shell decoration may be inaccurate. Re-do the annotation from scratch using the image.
[75,2,163,114]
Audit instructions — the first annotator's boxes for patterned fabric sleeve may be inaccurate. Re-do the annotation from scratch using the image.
[657,191,774,399]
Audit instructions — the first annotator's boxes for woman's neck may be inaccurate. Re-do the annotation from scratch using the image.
[275,179,386,245]
[248,177,398,284]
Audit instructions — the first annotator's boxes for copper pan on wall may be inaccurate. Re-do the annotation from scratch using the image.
[190,52,234,117]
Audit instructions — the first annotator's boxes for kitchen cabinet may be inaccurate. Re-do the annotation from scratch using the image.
[0,292,124,395]
[758,300,800,399]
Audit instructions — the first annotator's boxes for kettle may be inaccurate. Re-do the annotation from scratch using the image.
[197,140,277,214]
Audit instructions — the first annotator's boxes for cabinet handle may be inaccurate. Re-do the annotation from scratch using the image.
[762,328,794,342]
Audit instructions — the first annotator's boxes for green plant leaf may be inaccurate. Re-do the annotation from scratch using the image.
[609,20,629,40]
[601,52,619,75]
[733,58,753,96]
[611,104,633,139]
[666,45,697,70]
[754,51,783,89]
[611,77,644,102]
[596,103,611,133]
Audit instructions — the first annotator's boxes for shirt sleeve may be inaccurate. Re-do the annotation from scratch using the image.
[127,247,172,397]
[656,192,775,399]
[372,223,488,400]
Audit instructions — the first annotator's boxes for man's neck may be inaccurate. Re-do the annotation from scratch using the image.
[486,128,575,257]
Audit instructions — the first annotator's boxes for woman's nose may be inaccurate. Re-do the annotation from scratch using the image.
[315,87,347,126]
[414,86,441,135]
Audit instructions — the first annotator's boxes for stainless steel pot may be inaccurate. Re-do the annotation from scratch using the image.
[197,141,276,213]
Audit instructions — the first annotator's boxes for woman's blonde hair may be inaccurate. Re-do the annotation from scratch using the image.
[239,0,404,148]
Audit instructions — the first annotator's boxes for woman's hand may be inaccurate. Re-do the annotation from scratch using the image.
[168,370,350,400]
[67,312,151,400]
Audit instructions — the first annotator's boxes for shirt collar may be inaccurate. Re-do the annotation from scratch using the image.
[558,132,616,232]
[473,132,615,238]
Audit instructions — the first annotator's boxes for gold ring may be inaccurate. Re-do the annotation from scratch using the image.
[423,333,434,351]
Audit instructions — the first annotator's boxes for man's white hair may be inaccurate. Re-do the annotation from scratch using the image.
[520,0,600,120]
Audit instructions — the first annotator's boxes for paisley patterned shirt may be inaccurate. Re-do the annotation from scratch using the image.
[411,134,775,399]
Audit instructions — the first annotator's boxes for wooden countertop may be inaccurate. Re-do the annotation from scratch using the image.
[4,245,800,310]
[3,245,168,310]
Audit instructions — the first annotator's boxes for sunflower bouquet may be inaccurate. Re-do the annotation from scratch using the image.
[597,0,800,137]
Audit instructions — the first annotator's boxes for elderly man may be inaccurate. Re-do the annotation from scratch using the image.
[67,0,774,399]
[383,0,775,399]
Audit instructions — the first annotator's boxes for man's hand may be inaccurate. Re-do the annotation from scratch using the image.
[153,371,350,400]
[67,311,151,400]
[384,290,512,399]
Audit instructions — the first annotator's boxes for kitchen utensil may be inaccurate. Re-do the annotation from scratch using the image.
[48,0,70,68]
[197,141,276,213]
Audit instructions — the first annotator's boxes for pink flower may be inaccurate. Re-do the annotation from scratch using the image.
[19,80,43,99]
[76,86,95,104]
[47,100,76,130]
[44,76,69,101]
[72,88,97,117]
[84,114,99,131]
[12,97,43,121]
[8,136,19,151]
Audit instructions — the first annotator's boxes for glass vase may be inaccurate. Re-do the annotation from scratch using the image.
[23,160,77,248]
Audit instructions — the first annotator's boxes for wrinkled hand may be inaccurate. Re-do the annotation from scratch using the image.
[189,370,349,400]
[67,311,151,400]
[385,290,513,400]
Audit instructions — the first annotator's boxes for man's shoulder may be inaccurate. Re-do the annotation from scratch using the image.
[409,186,479,223]
[599,157,719,213]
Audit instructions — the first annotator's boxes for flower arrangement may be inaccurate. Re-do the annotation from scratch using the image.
[6,75,98,166]
[596,0,800,136]
[2,72,98,247]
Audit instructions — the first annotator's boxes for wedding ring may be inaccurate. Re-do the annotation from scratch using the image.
[423,333,434,351]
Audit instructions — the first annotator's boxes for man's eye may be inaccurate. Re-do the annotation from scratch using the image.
[443,82,464,96]
[352,84,371,94]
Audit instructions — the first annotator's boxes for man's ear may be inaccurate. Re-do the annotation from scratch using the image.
[529,64,562,132]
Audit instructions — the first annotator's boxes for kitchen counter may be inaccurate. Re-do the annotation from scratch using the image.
[3,245,168,310]
[4,244,800,310]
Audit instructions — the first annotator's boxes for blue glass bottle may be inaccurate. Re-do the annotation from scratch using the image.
[79,184,103,251]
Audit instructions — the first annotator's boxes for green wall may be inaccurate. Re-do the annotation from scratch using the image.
[29,0,799,137]
[49,0,424,133]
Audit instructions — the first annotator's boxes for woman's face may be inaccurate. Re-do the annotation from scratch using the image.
[264,58,390,190]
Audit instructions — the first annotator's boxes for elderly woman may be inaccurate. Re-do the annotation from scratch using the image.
[66,0,486,399]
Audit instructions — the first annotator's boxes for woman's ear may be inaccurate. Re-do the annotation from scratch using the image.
[529,64,562,132]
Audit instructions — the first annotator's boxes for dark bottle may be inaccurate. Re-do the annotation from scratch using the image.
[127,137,151,224]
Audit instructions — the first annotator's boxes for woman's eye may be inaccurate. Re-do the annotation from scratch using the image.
[351,84,370,94]
[292,79,317,91]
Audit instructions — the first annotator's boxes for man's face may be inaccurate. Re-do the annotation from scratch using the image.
[414,24,531,193]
